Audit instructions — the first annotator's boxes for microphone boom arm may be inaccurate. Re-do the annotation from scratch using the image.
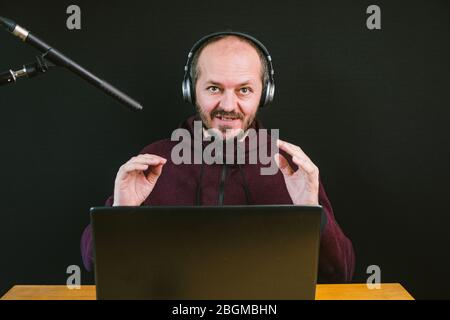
[0,16,143,111]
[0,54,53,86]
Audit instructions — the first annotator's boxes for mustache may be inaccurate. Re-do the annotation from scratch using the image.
[210,109,244,120]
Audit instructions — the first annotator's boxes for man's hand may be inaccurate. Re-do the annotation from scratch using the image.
[113,154,167,206]
[275,139,319,205]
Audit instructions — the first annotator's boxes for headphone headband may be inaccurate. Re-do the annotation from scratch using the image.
[182,31,275,108]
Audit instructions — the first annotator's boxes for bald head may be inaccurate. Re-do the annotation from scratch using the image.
[190,35,268,89]
[193,35,266,139]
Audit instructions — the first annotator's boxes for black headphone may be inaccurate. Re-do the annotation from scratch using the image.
[182,31,275,108]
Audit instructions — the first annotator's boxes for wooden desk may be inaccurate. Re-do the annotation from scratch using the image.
[1,283,414,300]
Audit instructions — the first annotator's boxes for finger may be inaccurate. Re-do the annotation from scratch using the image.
[137,154,167,163]
[277,139,310,160]
[121,163,149,174]
[291,156,318,176]
[128,153,168,165]
[147,163,164,180]
[128,158,163,167]
[274,153,294,176]
[127,155,165,167]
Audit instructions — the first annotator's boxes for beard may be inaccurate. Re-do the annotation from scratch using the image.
[195,103,257,140]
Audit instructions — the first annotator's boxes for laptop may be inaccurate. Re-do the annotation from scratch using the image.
[90,205,324,300]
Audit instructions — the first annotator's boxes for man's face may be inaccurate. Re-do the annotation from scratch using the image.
[195,37,263,140]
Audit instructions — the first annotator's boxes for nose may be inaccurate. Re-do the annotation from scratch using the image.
[219,90,238,112]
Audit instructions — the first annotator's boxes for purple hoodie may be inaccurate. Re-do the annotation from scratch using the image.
[81,115,355,283]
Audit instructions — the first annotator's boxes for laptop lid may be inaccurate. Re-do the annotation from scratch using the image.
[91,205,323,300]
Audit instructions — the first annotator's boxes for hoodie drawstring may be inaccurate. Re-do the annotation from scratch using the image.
[195,163,252,206]
[238,164,252,205]
[195,162,205,206]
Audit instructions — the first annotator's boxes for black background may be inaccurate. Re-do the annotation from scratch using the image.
[1,0,449,299]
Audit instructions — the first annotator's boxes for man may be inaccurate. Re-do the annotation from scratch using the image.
[81,32,355,283]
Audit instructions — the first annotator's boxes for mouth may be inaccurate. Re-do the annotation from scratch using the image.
[213,114,241,122]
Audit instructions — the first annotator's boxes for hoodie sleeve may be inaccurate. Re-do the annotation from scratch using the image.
[79,139,167,272]
[80,223,94,272]
[80,195,114,272]
[317,179,355,283]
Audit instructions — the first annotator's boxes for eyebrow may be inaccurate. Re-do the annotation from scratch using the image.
[205,80,255,87]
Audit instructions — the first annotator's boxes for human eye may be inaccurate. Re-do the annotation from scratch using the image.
[239,87,252,95]
[207,86,220,93]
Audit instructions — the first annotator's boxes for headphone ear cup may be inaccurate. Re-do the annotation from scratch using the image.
[267,81,275,105]
[260,82,268,108]
[261,81,275,108]
[182,78,193,104]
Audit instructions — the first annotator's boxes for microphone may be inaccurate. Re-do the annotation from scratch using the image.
[0,16,143,111]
